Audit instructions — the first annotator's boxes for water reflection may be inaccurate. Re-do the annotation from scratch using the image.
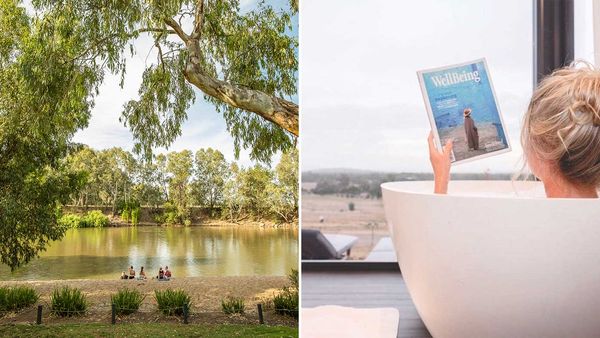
[1,227,298,280]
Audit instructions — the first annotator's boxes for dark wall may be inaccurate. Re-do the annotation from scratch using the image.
[536,0,574,84]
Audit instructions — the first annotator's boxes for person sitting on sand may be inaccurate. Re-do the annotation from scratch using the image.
[463,108,479,151]
[120,271,127,280]
[430,63,600,198]
[164,266,172,279]
[138,266,146,280]
[157,266,164,280]
[128,265,136,279]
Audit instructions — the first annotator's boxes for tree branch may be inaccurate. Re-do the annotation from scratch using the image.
[65,27,177,64]
[191,0,205,40]
[164,18,190,42]
[184,52,299,136]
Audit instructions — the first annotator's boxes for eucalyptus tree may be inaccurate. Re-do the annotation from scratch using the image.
[269,148,298,222]
[65,147,98,206]
[0,1,89,269]
[166,150,194,216]
[31,0,298,162]
[222,162,244,221]
[132,155,168,208]
[192,148,228,209]
[239,165,273,218]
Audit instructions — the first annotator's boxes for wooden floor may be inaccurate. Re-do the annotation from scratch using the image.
[302,270,431,338]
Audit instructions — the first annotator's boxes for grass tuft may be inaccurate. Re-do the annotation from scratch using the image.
[154,289,191,316]
[0,286,38,315]
[221,296,245,314]
[50,286,87,317]
[111,288,145,315]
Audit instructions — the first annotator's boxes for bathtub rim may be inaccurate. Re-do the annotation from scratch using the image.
[381,180,600,201]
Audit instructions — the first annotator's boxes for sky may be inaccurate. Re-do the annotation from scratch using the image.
[300,0,596,174]
[71,0,298,167]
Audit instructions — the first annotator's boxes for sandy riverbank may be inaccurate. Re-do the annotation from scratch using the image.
[0,276,295,326]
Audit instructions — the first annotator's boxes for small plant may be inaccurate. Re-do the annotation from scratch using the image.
[0,286,39,314]
[154,289,191,316]
[111,288,145,315]
[50,286,87,317]
[348,202,355,211]
[221,296,245,314]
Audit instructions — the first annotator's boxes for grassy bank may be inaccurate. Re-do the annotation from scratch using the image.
[0,323,297,337]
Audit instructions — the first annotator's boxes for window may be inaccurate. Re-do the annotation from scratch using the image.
[301,0,535,262]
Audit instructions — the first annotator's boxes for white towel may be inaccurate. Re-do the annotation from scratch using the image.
[301,305,399,338]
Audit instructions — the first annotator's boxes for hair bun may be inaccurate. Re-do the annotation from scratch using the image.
[570,100,600,127]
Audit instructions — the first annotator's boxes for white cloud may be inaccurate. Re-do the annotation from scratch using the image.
[300,0,534,173]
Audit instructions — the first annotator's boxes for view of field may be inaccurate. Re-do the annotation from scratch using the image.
[301,193,388,260]
[302,170,513,260]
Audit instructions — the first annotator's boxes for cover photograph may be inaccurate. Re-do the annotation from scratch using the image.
[417,58,511,164]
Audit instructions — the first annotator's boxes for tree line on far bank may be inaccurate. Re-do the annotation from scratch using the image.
[65,146,298,225]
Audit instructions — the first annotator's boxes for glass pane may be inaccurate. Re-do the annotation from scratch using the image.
[301,0,534,261]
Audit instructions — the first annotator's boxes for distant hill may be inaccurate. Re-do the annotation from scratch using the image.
[302,168,379,174]
[302,170,514,198]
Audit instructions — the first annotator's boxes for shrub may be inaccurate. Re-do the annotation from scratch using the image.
[82,210,109,227]
[272,269,298,318]
[131,207,140,225]
[58,214,82,228]
[273,289,298,318]
[111,289,145,315]
[158,202,190,226]
[121,206,130,223]
[58,211,109,228]
[50,286,87,317]
[154,289,191,316]
[348,202,355,211]
[221,296,245,314]
[288,269,298,289]
[0,286,39,314]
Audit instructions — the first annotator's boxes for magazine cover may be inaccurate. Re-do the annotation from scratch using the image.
[417,58,511,164]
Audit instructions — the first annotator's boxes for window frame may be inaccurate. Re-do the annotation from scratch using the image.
[301,0,574,272]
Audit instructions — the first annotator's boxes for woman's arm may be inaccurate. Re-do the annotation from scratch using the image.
[428,132,453,194]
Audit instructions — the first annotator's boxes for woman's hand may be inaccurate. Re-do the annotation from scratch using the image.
[428,132,453,194]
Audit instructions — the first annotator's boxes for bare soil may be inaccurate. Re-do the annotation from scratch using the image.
[0,276,296,327]
[301,193,389,260]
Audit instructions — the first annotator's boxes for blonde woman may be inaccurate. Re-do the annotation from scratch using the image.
[429,63,600,198]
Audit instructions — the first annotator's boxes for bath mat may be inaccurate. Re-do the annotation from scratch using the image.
[301,305,399,338]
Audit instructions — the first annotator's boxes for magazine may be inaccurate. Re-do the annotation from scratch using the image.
[417,58,511,165]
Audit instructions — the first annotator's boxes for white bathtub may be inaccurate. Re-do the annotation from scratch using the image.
[381,180,600,338]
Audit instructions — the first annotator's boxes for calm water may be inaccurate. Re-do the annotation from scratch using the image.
[1,227,298,280]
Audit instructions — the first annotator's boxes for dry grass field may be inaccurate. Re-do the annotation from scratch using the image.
[301,193,389,260]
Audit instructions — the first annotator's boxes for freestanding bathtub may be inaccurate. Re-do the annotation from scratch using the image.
[381,180,600,338]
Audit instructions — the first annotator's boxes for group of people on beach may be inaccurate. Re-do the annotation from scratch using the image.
[120,265,172,281]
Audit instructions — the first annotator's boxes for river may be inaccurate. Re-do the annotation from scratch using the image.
[0,226,298,280]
